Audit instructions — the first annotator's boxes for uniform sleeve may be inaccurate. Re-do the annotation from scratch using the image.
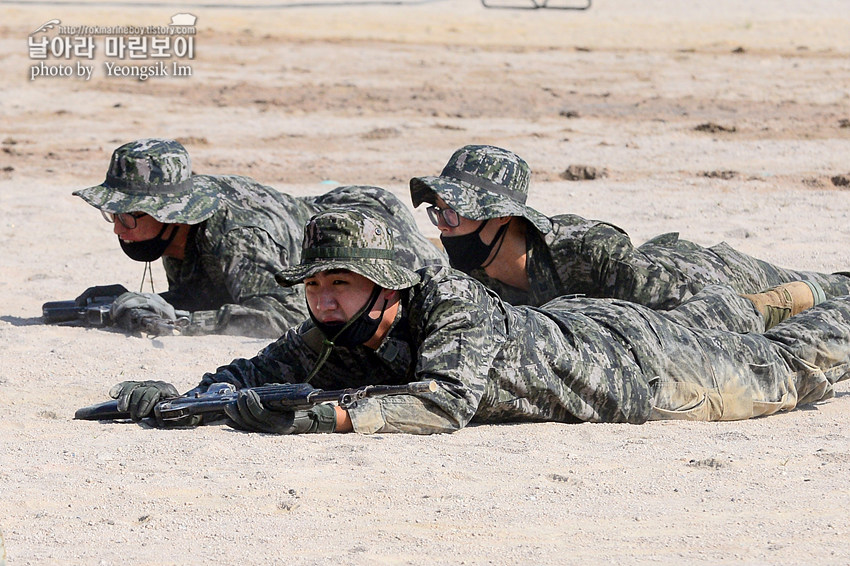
[347,273,507,435]
[185,228,309,338]
[196,325,313,389]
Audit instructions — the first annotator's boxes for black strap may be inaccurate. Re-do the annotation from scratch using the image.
[443,167,527,204]
[104,175,194,195]
[303,247,393,261]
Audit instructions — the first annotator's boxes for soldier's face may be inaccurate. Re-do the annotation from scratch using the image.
[305,269,381,324]
[112,212,164,242]
[432,196,482,235]
[433,196,508,246]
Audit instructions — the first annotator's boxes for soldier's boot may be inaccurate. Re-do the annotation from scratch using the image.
[741,281,826,330]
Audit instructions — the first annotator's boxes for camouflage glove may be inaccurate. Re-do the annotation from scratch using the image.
[110,292,183,334]
[109,380,179,421]
[223,390,337,434]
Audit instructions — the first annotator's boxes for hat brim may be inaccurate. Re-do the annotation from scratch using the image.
[73,176,221,224]
[410,176,551,234]
[275,258,421,290]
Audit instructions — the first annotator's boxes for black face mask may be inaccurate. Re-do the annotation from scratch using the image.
[119,223,178,262]
[440,219,510,273]
[309,284,388,348]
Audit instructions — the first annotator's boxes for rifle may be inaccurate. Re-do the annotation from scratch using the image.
[42,284,182,335]
[42,285,123,327]
[75,380,438,423]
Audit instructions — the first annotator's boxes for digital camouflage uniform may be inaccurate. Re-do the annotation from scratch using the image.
[410,145,850,311]
[155,181,446,337]
[74,139,446,337]
[197,210,850,435]
[466,218,850,311]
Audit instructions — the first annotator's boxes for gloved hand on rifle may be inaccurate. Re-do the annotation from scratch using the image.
[110,292,183,334]
[109,380,180,421]
[224,389,337,434]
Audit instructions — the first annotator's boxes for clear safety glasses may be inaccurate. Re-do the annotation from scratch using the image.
[426,205,461,228]
[101,210,146,230]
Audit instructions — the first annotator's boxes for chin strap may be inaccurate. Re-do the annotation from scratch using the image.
[304,285,384,384]
[481,219,511,269]
[136,224,182,293]
[139,262,156,293]
[304,337,336,385]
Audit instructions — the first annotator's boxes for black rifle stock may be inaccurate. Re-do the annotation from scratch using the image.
[74,399,134,421]
[74,381,439,423]
[42,300,114,326]
[42,283,128,326]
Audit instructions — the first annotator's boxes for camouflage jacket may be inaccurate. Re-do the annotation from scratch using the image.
[162,179,446,337]
[469,214,850,310]
[199,265,850,434]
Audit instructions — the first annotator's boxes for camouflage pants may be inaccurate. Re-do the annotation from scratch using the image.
[659,283,765,334]
[657,291,850,420]
[640,235,850,300]
[552,288,850,422]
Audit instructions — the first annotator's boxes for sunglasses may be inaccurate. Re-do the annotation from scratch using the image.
[426,205,461,228]
[101,210,146,230]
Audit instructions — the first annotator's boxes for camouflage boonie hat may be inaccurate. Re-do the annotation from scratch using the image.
[410,145,551,234]
[275,210,421,290]
[73,138,221,224]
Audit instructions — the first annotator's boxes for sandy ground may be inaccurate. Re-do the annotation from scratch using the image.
[2,1,850,564]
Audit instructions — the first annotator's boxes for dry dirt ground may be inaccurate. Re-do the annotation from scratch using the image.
[2,1,850,564]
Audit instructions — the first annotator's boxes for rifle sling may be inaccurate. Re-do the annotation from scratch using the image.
[301,326,324,355]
